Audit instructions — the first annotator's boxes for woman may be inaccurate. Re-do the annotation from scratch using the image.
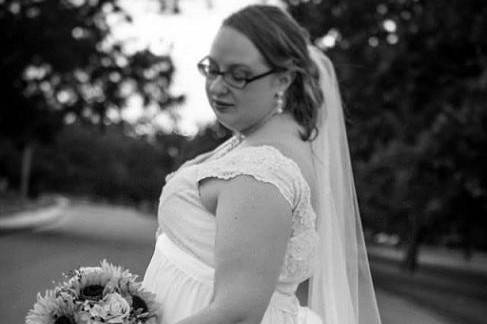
[142,5,381,324]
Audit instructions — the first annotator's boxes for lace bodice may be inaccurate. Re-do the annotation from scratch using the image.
[159,136,318,284]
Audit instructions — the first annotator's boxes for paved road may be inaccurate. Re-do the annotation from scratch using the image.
[370,255,487,324]
[0,202,449,324]
[0,203,156,324]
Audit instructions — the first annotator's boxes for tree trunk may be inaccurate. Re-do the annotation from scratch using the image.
[402,215,424,273]
[20,143,34,199]
[462,215,473,261]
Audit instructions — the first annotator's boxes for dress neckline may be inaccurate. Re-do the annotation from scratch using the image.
[200,135,313,198]
[173,135,313,203]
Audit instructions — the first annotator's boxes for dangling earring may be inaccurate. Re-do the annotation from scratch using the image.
[276,91,284,114]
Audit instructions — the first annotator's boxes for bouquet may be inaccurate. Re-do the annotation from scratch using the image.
[26,260,160,324]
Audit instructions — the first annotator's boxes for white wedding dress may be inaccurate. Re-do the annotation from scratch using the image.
[142,135,322,324]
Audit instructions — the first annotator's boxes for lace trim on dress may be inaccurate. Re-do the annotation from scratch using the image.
[196,145,300,208]
[165,136,241,183]
[281,230,319,280]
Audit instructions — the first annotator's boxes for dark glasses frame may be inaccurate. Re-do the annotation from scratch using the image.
[197,56,279,89]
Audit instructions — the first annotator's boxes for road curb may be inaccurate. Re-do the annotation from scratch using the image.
[0,196,69,232]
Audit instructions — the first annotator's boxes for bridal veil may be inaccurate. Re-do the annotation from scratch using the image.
[307,45,382,324]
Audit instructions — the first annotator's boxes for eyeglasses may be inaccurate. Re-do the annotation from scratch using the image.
[197,56,278,89]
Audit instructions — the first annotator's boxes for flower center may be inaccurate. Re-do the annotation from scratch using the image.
[54,315,75,324]
[80,284,104,301]
[132,295,148,313]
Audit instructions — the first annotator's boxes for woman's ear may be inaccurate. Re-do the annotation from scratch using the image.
[276,70,295,92]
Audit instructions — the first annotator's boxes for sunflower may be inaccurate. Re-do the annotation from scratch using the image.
[25,290,76,324]
[117,276,160,321]
[70,269,110,302]
[66,260,126,302]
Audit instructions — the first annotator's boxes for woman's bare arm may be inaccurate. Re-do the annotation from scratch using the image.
[175,175,293,324]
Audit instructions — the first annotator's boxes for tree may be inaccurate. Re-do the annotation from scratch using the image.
[0,0,183,198]
[29,122,186,207]
[284,0,487,270]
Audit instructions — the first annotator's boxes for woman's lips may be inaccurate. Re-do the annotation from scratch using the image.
[212,99,234,111]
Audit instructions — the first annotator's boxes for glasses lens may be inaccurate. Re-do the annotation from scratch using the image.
[197,58,218,79]
[196,57,247,89]
[224,69,247,89]
[197,63,210,77]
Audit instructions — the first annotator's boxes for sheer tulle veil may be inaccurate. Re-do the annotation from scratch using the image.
[307,45,382,324]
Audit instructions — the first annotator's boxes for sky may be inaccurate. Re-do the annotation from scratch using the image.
[114,0,284,136]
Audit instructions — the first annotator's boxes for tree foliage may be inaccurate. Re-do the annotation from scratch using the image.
[0,0,183,145]
[284,0,487,257]
[0,0,183,197]
[1,122,187,208]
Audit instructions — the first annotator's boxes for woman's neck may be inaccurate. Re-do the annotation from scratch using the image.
[237,109,281,139]
[236,112,301,143]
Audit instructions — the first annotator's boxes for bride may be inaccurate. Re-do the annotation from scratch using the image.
[142,5,381,324]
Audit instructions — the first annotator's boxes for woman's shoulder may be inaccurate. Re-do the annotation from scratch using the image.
[235,137,318,212]
[214,140,307,179]
[237,138,315,186]
[197,138,311,201]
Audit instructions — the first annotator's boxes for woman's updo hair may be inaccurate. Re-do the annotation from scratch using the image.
[223,5,324,141]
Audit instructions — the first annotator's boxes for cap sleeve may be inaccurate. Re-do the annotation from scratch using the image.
[196,146,307,211]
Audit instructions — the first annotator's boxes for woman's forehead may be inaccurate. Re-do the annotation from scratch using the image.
[209,26,267,68]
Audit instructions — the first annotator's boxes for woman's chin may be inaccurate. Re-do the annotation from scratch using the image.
[213,106,236,120]
[214,116,239,133]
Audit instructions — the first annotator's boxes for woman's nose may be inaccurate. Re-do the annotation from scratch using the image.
[207,75,229,95]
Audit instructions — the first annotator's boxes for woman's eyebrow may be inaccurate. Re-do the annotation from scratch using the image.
[227,63,252,70]
[207,56,252,69]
